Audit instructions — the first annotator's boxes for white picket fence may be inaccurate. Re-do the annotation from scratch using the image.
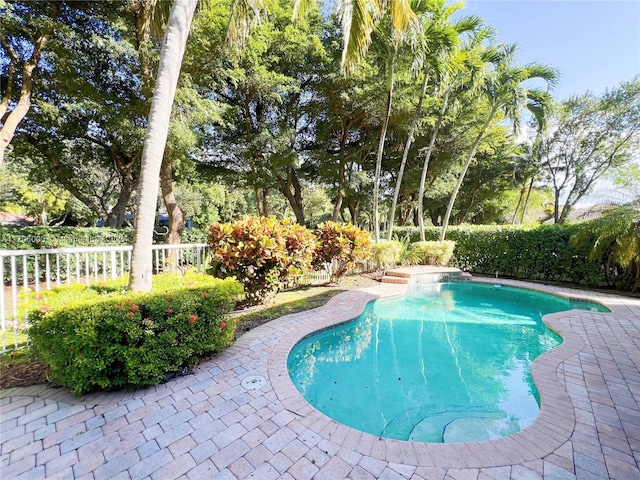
[0,243,210,353]
[0,244,373,353]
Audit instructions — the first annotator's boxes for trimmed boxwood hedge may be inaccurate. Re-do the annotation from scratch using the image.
[0,226,133,250]
[390,224,628,290]
[0,226,211,250]
[27,273,243,395]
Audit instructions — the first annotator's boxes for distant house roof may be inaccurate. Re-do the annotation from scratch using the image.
[0,212,37,226]
[566,204,615,222]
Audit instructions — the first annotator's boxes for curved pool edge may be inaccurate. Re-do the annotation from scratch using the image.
[267,277,631,469]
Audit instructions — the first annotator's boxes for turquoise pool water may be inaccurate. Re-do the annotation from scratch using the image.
[287,282,608,443]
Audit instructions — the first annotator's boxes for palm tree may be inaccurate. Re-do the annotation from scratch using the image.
[570,199,640,288]
[415,26,497,240]
[129,0,198,291]
[130,0,411,290]
[387,0,479,240]
[439,44,557,241]
[296,0,417,240]
[128,0,260,291]
[369,14,415,242]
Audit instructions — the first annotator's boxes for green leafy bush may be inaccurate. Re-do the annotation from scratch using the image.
[208,217,316,305]
[388,224,619,288]
[370,240,402,269]
[313,221,371,281]
[28,273,243,395]
[410,240,456,266]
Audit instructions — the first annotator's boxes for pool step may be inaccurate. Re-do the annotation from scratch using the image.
[381,275,410,284]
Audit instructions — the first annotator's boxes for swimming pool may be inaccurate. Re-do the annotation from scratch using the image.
[287,282,608,443]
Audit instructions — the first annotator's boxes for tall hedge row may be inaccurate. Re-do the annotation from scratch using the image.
[0,226,133,250]
[391,224,629,290]
[0,226,210,250]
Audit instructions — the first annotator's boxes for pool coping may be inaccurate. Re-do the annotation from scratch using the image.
[267,274,630,469]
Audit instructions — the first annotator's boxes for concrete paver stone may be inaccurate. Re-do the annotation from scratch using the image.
[1,273,640,479]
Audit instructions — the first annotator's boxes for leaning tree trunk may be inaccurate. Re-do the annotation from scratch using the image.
[0,3,58,166]
[440,106,498,241]
[418,87,451,241]
[511,183,526,224]
[387,71,429,241]
[520,175,535,224]
[129,0,197,292]
[134,1,186,250]
[373,59,395,243]
[160,150,185,272]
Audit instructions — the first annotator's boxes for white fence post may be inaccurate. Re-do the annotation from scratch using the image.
[0,243,211,353]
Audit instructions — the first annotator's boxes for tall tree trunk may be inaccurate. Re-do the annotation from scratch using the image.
[277,167,305,224]
[553,186,561,224]
[160,150,185,245]
[387,70,429,240]
[332,193,343,222]
[105,175,135,227]
[511,183,526,224]
[262,188,270,217]
[440,106,498,241]
[133,0,185,246]
[373,59,395,242]
[418,87,450,240]
[520,175,535,224]
[129,0,197,292]
[160,150,185,272]
[0,3,58,166]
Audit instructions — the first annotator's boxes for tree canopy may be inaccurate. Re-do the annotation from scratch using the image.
[2,0,638,243]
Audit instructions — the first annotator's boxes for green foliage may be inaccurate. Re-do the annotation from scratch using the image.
[208,217,317,305]
[0,226,132,250]
[570,201,640,289]
[541,77,640,223]
[0,161,73,226]
[410,240,456,265]
[313,221,372,281]
[388,223,634,290]
[27,274,243,395]
[370,240,403,269]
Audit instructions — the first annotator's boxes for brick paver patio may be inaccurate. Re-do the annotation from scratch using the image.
[1,274,639,479]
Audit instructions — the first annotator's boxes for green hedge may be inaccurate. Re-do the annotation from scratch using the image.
[28,273,243,395]
[389,224,624,289]
[0,226,210,250]
[0,226,133,250]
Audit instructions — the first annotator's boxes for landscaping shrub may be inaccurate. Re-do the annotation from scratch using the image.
[313,221,371,281]
[410,240,456,266]
[387,224,621,288]
[208,217,316,305]
[370,240,402,269]
[28,273,243,395]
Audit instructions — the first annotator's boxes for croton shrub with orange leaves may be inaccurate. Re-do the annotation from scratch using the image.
[313,221,372,282]
[28,273,242,395]
[208,217,318,305]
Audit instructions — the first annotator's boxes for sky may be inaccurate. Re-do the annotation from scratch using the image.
[455,1,640,205]
[457,0,640,100]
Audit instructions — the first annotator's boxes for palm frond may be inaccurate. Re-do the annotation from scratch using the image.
[292,0,316,22]
[525,89,555,131]
[338,0,378,73]
[453,14,481,35]
[226,0,261,55]
[523,62,560,89]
